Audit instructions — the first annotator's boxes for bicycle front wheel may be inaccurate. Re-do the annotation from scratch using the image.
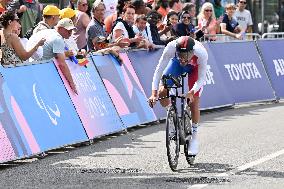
[166,106,179,171]
[183,111,195,165]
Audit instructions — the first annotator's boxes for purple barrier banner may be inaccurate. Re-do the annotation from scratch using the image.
[257,39,284,98]
[207,41,275,103]
[0,62,88,162]
[55,59,125,139]
[127,49,166,118]
[91,53,157,128]
[200,44,234,109]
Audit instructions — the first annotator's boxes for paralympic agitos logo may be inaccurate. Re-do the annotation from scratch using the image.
[33,83,61,125]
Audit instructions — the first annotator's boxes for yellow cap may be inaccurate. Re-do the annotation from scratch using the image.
[60,8,76,19]
[43,5,60,16]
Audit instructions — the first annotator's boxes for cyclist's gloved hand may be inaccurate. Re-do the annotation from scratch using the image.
[148,94,158,108]
[185,90,195,103]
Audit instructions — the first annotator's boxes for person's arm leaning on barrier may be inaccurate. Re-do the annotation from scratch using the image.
[55,53,78,94]
[220,22,242,40]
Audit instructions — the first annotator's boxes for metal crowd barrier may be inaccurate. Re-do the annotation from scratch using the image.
[200,33,261,42]
[262,32,284,39]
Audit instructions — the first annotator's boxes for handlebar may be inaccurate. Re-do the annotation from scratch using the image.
[162,74,181,88]
[162,74,187,89]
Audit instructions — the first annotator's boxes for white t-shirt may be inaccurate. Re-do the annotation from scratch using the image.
[132,24,153,44]
[152,39,208,94]
[20,38,43,62]
[64,37,79,56]
[234,9,253,31]
[27,29,65,61]
[111,22,129,42]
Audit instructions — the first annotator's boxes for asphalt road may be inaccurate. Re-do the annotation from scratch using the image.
[0,101,283,189]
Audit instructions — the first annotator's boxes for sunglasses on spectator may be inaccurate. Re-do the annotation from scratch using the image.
[81,3,88,6]
[204,9,212,12]
[182,16,190,19]
[239,1,247,4]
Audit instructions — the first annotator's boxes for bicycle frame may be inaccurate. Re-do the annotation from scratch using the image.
[158,73,195,170]
[161,73,189,144]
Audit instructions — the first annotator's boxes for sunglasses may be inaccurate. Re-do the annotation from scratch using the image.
[239,1,247,4]
[204,9,212,12]
[182,16,190,19]
[81,3,88,6]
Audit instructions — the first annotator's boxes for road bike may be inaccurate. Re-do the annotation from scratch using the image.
[159,73,195,171]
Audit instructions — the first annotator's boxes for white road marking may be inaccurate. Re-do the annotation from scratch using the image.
[191,149,284,188]
[189,184,208,188]
[236,149,284,172]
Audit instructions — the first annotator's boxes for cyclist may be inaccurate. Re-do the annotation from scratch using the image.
[148,36,208,156]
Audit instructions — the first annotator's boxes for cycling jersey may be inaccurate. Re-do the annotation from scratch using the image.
[152,38,208,95]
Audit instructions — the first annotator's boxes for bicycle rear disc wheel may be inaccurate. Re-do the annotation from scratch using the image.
[183,111,195,165]
[166,106,179,171]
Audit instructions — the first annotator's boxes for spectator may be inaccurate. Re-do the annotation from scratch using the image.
[146,10,168,45]
[68,0,77,10]
[146,0,156,10]
[168,0,182,13]
[175,10,195,37]
[220,3,243,40]
[12,22,43,62]
[104,0,131,34]
[86,0,107,51]
[73,0,91,50]
[33,5,60,34]
[213,0,225,19]
[0,0,12,15]
[234,0,253,33]
[27,18,78,93]
[110,4,143,48]
[197,2,221,41]
[162,0,182,25]
[160,11,178,40]
[182,2,196,26]
[132,0,150,15]
[156,0,169,19]
[7,0,41,35]
[103,0,117,18]
[0,11,45,66]
[60,7,76,21]
[59,7,80,57]
[132,14,154,49]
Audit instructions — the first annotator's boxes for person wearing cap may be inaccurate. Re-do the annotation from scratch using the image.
[60,8,80,58]
[32,5,60,34]
[27,18,78,94]
[60,7,76,22]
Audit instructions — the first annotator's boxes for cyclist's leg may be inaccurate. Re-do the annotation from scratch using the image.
[159,57,190,107]
[187,64,202,155]
[158,86,170,107]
